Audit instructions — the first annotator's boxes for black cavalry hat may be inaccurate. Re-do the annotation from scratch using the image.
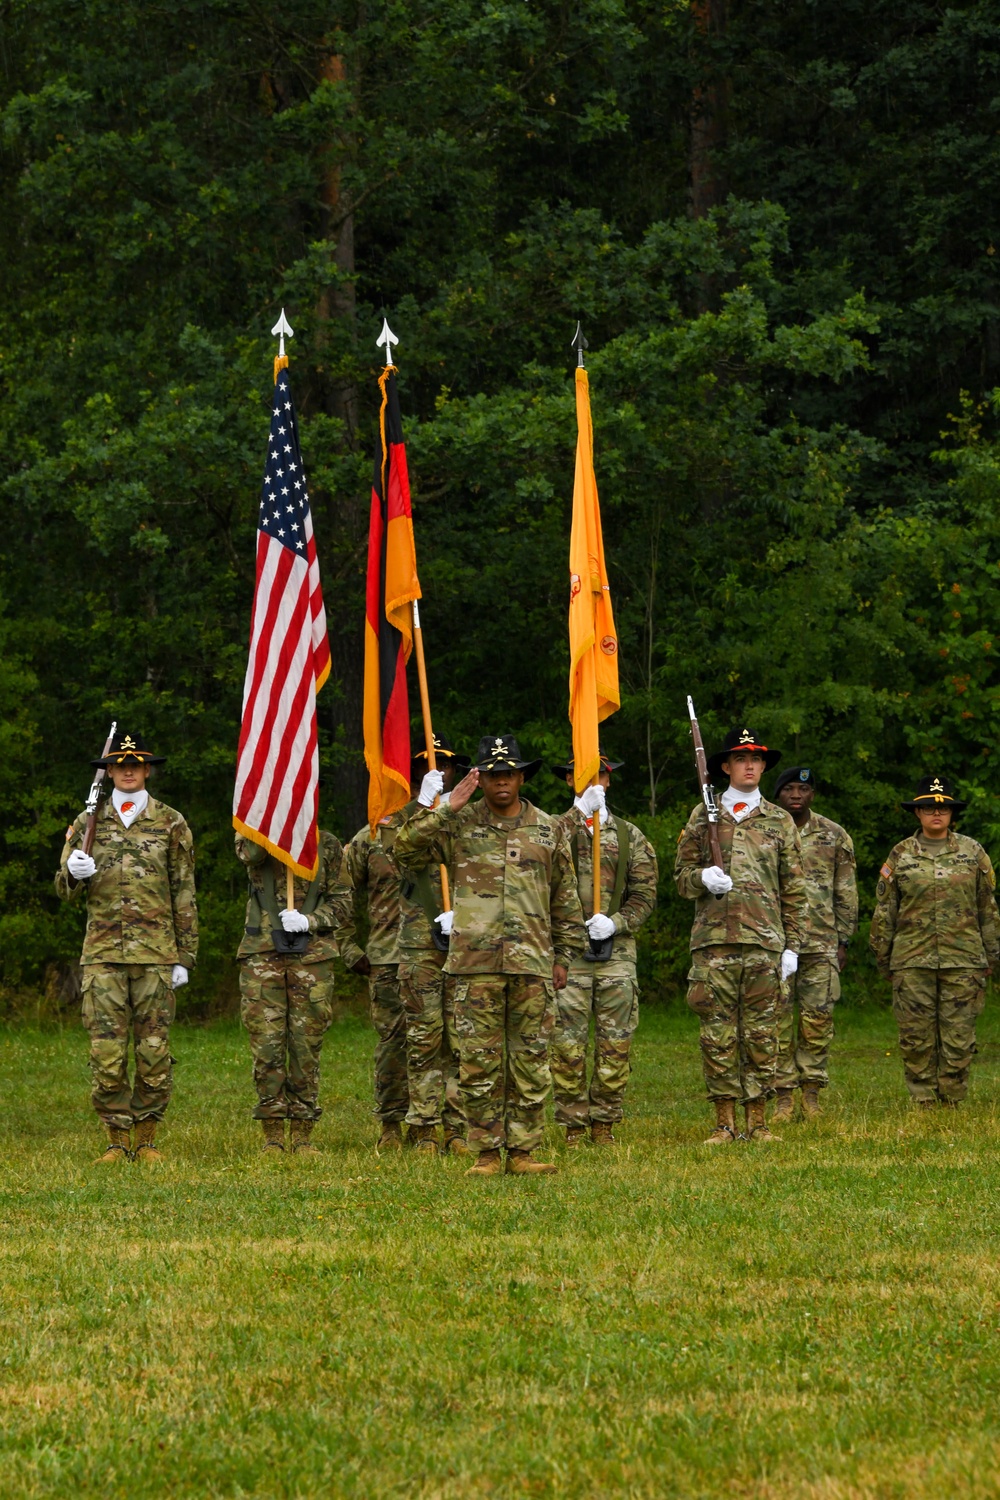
[412,732,471,771]
[901,775,967,813]
[707,727,781,778]
[91,732,165,768]
[474,733,541,781]
[550,749,625,777]
[773,765,815,797]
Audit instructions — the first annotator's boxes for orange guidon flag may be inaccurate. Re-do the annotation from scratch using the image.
[363,365,421,831]
[568,364,619,794]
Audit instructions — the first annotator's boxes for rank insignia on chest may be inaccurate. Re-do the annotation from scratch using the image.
[507,847,520,863]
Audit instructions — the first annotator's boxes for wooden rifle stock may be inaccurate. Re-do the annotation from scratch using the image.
[686,697,724,897]
[81,721,118,858]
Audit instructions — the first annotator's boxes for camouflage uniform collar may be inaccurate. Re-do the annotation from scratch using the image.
[912,829,958,855]
[476,795,537,832]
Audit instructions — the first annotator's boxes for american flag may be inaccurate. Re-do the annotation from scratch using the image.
[232,362,330,877]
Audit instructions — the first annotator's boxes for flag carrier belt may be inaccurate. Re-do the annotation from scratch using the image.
[570,814,630,962]
[244,862,324,956]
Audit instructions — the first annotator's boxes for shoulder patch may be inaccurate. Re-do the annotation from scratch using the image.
[65,825,75,842]
[880,863,893,880]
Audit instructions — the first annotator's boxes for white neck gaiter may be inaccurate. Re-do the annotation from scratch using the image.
[722,785,761,823]
[113,786,149,829]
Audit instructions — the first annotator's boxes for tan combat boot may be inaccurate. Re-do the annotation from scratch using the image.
[746,1099,779,1141]
[506,1149,558,1175]
[261,1119,286,1152]
[565,1126,586,1149]
[133,1119,164,1163]
[591,1122,615,1145]
[410,1124,440,1155]
[290,1120,321,1155]
[772,1089,795,1123]
[377,1121,403,1151]
[465,1148,504,1176]
[444,1131,471,1156]
[95,1124,131,1164]
[703,1098,737,1145]
[800,1084,822,1119]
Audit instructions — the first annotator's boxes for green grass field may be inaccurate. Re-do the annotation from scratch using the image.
[2,1001,1000,1499]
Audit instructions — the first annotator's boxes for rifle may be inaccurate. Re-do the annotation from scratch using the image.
[686,697,724,898]
[81,721,117,858]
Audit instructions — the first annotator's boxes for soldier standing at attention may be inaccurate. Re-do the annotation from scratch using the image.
[549,751,658,1147]
[870,776,998,1108]
[771,767,857,1121]
[56,732,197,1164]
[344,802,409,1149]
[236,825,360,1154]
[397,735,470,1155]
[394,734,584,1176]
[674,728,806,1145]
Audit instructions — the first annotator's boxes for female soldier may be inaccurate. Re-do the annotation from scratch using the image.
[870,776,999,1107]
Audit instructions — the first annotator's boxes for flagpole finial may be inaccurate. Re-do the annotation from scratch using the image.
[271,309,294,361]
[572,321,588,369]
[377,318,399,368]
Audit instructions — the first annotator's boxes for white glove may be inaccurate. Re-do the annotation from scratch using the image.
[578,784,606,818]
[417,770,444,807]
[67,850,97,880]
[435,910,454,936]
[701,865,733,896]
[586,912,616,941]
[280,909,310,933]
[780,950,798,982]
[171,964,189,989]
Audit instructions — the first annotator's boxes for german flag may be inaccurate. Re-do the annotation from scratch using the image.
[568,365,619,793]
[364,366,421,830]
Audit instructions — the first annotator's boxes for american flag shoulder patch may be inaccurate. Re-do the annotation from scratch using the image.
[880,863,893,880]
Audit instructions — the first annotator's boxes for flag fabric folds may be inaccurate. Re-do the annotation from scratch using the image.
[568,365,620,794]
[233,361,330,878]
[364,366,421,830]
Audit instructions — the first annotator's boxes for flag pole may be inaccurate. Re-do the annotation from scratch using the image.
[272,308,297,913]
[572,322,602,921]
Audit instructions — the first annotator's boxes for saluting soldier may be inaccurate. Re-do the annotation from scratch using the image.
[771,767,858,1121]
[549,751,658,1146]
[674,727,806,1144]
[343,803,410,1149]
[56,732,197,1164]
[870,776,998,1108]
[397,734,470,1155]
[236,825,360,1153]
[394,734,584,1176]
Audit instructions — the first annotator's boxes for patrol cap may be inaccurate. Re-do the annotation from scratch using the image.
[551,749,624,777]
[773,766,815,797]
[707,727,781,778]
[91,732,165,768]
[901,775,967,813]
[474,733,541,781]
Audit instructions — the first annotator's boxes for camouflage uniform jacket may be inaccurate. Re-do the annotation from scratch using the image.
[234,831,361,965]
[393,797,584,977]
[56,795,198,967]
[796,811,858,957]
[344,812,406,966]
[869,832,999,976]
[391,801,451,960]
[673,799,806,954]
[556,807,659,977]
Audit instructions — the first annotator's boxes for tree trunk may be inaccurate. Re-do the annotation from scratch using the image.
[690,0,729,222]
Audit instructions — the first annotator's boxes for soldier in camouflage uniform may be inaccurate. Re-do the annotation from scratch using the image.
[344,804,411,1149]
[674,727,806,1144]
[771,767,858,1121]
[870,775,999,1107]
[394,733,584,1176]
[549,752,658,1146]
[236,828,360,1154]
[56,732,197,1164]
[397,734,470,1155]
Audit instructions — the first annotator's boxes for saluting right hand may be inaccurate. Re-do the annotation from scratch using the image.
[700,865,732,896]
[448,767,480,813]
[67,850,97,881]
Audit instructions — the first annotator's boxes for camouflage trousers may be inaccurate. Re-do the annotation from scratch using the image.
[686,944,782,1102]
[453,974,556,1153]
[551,971,638,1125]
[891,967,987,1103]
[368,963,409,1123]
[398,956,463,1133]
[80,963,176,1129]
[239,955,336,1120]
[774,953,841,1090]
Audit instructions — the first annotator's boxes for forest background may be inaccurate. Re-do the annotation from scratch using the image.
[2,0,1000,1011]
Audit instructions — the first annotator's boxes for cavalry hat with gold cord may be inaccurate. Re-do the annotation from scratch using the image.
[706,727,781,779]
[90,732,166,768]
[901,775,967,813]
